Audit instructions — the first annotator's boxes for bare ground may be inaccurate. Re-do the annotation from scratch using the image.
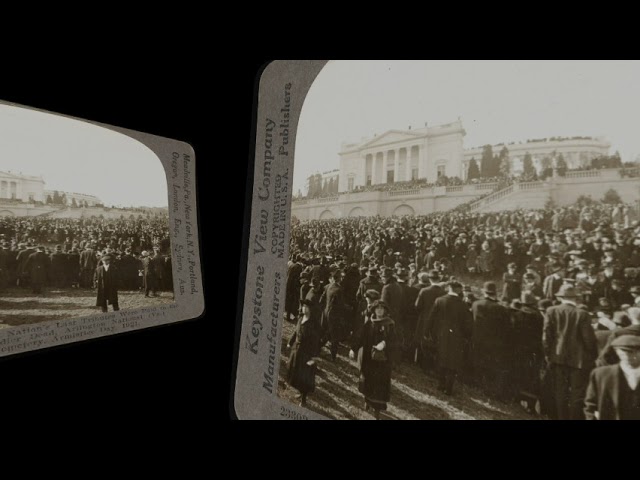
[0,287,174,326]
[277,308,540,421]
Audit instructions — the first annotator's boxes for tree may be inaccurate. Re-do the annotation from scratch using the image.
[522,152,535,178]
[467,157,480,180]
[498,146,510,177]
[71,197,78,208]
[540,156,552,171]
[46,194,52,204]
[480,145,494,178]
[603,188,622,204]
[53,190,61,205]
[60,193,67,206]
[556,153,567,176]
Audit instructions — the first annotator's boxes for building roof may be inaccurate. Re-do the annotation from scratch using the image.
[0,171,44,181]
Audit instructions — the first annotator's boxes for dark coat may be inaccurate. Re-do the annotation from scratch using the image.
[286,312,322,394]
[543,274,564,300]
[352,315,399,408]
[285,262,303,315]
[79,248,97,271]
[355,276,382,311]
[471,297,513,370]
[24,251,49,285]
[502,272,521,302]
[381,279,403,326]
[50,252,67,285]
[95,264,119,307]
[584,365,637,420]
[320,282,348,341]
[543,303,598,370]
[413,284,445,342]
[596,324,640,367]
[426,293,473,372]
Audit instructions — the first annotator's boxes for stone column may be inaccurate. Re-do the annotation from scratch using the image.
[418,145,425,180]
[405,147,412,181]
[383,151,389,183]
[393,149,400,183]
[360,155,367,188]
[371,153,377,185]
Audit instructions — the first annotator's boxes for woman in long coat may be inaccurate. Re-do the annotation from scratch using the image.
[286,299,322,406]
[350,300,399,419]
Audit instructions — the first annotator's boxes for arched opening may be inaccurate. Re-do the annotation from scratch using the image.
[393,204,414,216]
[348,207,365,217]
[319,209,335,220]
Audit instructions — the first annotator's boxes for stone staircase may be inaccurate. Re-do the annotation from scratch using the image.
[468,181,550,213]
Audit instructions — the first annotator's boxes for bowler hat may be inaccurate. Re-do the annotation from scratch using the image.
[556,285,579,298]
[610,335,640,350]
[380,267,394,277]
[483,281,497,295]
[365,289,381,300]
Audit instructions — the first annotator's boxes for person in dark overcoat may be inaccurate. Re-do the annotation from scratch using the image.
[150,247,165,291]
[380,267,403,332]
[141,250,157,297]
[350,300,400,419]
[355,267,383,314]
[471,281,514,400]
[425,281,473,395]
[16,243,35,288]
[319,271,347,360]
[584,335,640,420]
[286,299,322,407]
[543,285,598,420]
[79,244,97,288]
[397,268,418,361]
[65,247,80,288]
[501,262,521,303]
[22,245,49,294]
[596,307,640,367]
[350,289,380,370]
[512,292,545,413]
[95,254,120,312]
[49,245,67,288]
[285,256,303,322]
[413,270,445,370]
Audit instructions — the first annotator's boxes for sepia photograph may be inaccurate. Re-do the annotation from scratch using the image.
[276,60,640,420]
[0,103,174,328]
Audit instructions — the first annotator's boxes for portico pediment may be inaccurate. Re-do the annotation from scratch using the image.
[359,130,424,151]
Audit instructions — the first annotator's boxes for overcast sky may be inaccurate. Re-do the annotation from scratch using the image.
[0,104,168,207]
[294,60,640,193]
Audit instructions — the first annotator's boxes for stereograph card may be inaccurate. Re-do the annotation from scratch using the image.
[0,99,204,358]
[236,60,640,420]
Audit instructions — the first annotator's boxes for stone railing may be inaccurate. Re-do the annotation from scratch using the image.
[564,170,601,179]
[469,184,514,212]
[445,185,463,193]
[316,195,340,203]
[518,181,544,190]
[387,188,422,197]
[474,183,499,191]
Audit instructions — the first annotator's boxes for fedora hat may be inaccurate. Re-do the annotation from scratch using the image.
[482,281,497,295]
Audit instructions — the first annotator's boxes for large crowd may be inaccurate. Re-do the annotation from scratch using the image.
[0,216,172,297]
[283,200,640,419]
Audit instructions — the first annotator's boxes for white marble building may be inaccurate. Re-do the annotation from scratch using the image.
[338,120,466,192]
[0,171,46,202]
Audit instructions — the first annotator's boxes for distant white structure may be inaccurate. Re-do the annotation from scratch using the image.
[0,171,46,202]
[338,120,465,192]
[44,190,101,206]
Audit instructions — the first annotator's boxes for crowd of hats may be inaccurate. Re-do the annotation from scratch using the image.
[0,215,170,256]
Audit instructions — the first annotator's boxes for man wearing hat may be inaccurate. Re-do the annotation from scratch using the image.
[471,281,514,401]
[16,242,35,288]
[397,268,418,360]
[597,307,640,367]
[356,267,382,314]
[79,243,98,288]
[50,245,68,288]
[584,335,640,420]
[23,246,50,294]
[543,284,598,420]
[285,254,304,323]
[350,289,381,366]
[512,292,545,412]
[141,250,158,297]
[543,262,564,300]
[423,281,473,395]
[380,267,403,330]
[95,253,119,312]
[319,270,348,361]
